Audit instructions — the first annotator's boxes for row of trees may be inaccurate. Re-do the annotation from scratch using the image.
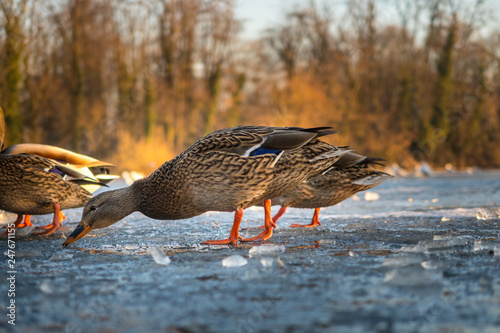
[1,0,499,172]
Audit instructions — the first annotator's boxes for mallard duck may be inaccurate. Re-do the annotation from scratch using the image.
[267,154,393,227]
[0,107,115,236]
[63,126,350,246]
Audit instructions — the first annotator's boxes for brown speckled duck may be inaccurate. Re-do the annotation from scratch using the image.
[63,126,350,246]
[0,107,112,236]
[268,153,393,227]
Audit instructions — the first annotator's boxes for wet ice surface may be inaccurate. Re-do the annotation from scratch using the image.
[1,171,500,332]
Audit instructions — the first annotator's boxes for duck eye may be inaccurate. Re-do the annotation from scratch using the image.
[89,206,97,212]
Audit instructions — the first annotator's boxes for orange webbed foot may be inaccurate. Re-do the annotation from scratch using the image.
[290,221,321,228]
[202,210,244,245]
[241,200,274,242]
[33,204,61,236]
[241,227,273,242]
[290,208,322,228]
[201,235,243,245]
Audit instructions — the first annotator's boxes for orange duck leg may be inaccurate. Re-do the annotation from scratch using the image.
[202,200,277,245]
[241,200,276,242]
[290,207,322,228]
[35,210,66,230]
[17,214,34,228]
[243,204,286,230]
[34,203,62,236]
[202,209,244,245]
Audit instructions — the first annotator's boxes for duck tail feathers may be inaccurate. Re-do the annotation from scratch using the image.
[352,172,393,185]
[310,147,352,162]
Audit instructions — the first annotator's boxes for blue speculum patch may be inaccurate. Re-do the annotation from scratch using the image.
[250,148,281,156]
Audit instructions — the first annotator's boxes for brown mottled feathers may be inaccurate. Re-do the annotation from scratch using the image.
[0,153,93,215]
[134,126,348,220]
[270,156,392,208]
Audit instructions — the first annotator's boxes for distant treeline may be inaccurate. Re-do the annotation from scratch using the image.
[1,0,499,172]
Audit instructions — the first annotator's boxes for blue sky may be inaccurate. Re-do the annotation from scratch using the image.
[233,0,499,40]
[235,0,287,38]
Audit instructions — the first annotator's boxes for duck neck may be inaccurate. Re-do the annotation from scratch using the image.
[112,182,143,218]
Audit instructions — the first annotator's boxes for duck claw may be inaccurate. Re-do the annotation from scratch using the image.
[241,227,273,242]
[201,235,242,245]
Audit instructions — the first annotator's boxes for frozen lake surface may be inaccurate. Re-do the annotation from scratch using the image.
[1,171,500,332]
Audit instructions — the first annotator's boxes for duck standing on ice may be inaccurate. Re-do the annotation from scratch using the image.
[0,107,114,236]
[63,126,350,245]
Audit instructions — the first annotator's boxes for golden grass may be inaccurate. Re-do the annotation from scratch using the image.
[110,127,176,175]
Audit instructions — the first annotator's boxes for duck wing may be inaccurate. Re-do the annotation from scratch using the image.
[2,143,114,168]
[188,126,338,157]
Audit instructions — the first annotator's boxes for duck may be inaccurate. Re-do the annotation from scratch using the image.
[266,153,393,227]
[0,107,116,236]
[63,125,351,246]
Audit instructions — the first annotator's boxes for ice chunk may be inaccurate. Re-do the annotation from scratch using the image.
[14,225,34,237]
[441,217,450,222]
[352,194,360,201]
[318,239,336,245]
[124,244,140,250]
[433,235,448,240]
[364,192,380,201]
[476,207,500,220]
[428,238,469,251]
[276,257,285,268]
[385,266,442,287]
[148,247,171,265]
[382,256,423,267]
[39,281,55,294]
[421,260,440,270]
[249,244,286,257]
[403,238,469,253]
[260,257,274,267]
[474,240,500,252]
[348,251,359,257]
[401,242,428,253]
[50,253,74,260]
[222,255,247,267]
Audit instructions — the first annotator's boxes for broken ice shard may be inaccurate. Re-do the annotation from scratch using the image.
[249,244,286,257]
[385,266,442,287]
[148,247,171,265]
[222,255,248,267]
[476,207,500,220]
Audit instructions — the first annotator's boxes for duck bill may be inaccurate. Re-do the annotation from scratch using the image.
[63,223,93,246]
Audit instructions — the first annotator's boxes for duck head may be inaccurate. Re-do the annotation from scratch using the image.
[63,186,139,246]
